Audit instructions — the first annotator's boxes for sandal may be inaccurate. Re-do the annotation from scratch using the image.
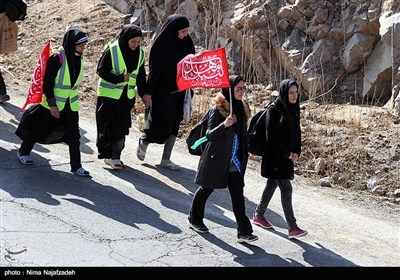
[17,151,33,165]
[104,158,123,170]
[72,167,90,177]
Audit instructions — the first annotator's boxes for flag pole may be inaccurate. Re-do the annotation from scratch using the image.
[229,88,233,117]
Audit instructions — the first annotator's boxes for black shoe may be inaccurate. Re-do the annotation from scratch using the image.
[188,221,209,234]
[0,94,10,103]
[238,234,258,243]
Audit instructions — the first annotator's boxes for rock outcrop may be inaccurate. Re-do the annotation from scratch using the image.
[108,0,400,115]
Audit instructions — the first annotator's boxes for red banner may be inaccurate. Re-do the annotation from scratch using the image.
[176,47,230,91]
[21,41,51,111]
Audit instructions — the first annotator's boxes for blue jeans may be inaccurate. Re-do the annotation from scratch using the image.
[255,179,297,230]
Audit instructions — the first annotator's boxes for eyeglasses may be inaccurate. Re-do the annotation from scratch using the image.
[235,86,246,92]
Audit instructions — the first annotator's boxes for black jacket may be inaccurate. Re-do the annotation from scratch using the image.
[261,79,301,179]
[195,93,251,189]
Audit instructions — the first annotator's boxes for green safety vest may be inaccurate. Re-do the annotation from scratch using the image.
[41,47,83,112]
[97,41,144,100]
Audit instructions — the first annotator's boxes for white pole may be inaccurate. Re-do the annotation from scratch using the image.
[229,88,233,117]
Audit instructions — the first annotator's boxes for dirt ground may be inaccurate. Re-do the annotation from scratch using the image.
[2,0,399,204]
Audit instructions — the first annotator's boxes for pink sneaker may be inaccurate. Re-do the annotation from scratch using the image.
[252,214,274,229]
[288,226,308,239]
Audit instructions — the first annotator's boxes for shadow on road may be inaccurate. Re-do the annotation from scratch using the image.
[290,240,358,267]
[198,232,292,266]
[0,147,180,234]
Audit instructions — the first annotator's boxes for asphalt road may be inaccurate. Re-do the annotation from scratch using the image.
[0,88,399,272]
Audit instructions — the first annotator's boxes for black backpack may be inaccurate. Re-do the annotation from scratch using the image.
[186,111,210,156]
[247,102,275,156]
[4,0,27,22]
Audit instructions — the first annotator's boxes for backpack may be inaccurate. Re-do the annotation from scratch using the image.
[4,0,27,22]
[247,102,276,156]
[186,111,210,156]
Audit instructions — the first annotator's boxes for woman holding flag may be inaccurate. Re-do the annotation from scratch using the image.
[136,14,195,171]
[95,24,146,169]
[188,75,258,243]
[15,27,90,177]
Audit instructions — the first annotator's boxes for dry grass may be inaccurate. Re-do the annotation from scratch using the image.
[3,0,399,204]
[300,103,399,203]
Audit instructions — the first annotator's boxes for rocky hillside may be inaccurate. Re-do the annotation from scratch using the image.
[103,0,400,116]
[1,0,399,204]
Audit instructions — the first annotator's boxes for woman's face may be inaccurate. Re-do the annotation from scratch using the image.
[178,28,189,39]
[288,85,298,104]
[128,37,142,51]
[233,80,246,101]
[75,43,87,54]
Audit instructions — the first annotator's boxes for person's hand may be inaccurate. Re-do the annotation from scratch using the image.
[224,116,234,128]
[289,152,299,164]
[124,73,130,82]
[50,106,60,118]
[142,94,152,108]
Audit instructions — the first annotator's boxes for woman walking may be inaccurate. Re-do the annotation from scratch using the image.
[15,27,90,176]
[136,14,195,171]
[96,24,146,169]
[188,75,257,243]
[252,79,308,239]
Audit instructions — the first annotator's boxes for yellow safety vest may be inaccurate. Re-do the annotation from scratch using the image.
[97,41,144,100]
[41,47,83,111]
